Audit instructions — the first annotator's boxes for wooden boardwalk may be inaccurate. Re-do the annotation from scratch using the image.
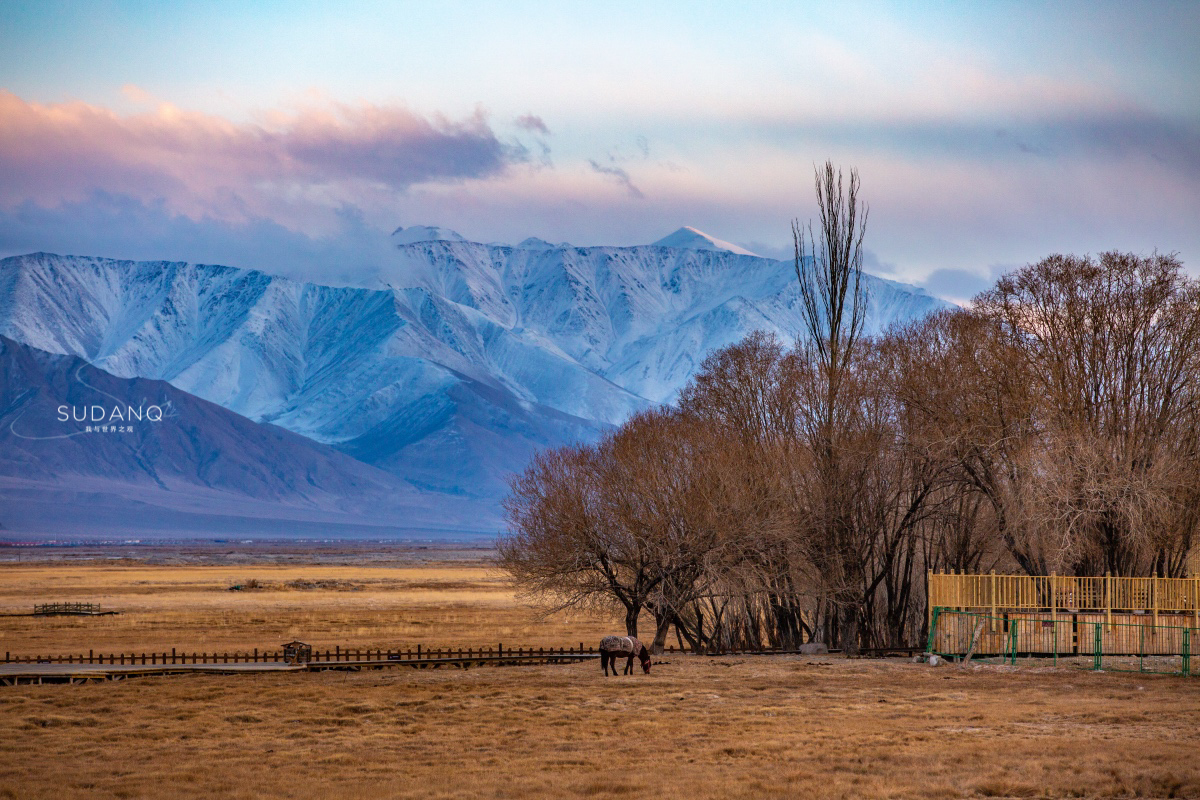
[0,651,601,685]
[0,661,301,685]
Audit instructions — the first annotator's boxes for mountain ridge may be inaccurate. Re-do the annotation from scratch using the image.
[0,233,948,533]
[650,226,761,256]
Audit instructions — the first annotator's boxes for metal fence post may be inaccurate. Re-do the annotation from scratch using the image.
[1010,619,1018,665]
[1184,628,1190,677]
[925,607,941,653]
[1093,623,1102,671]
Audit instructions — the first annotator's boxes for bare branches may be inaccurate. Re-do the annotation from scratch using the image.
[970,251,1200,575]
[793,160,870,375]
[501,204,1198,653]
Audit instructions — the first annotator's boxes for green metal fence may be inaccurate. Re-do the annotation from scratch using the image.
[927,607,1196,676]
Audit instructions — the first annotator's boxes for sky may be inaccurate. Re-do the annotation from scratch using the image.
[1,1,1197,302]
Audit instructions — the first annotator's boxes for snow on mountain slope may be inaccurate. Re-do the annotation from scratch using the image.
[0,252,631,507]
[0,232,947,528]
[376,233,946,402]
[391,225,467,245]
[651,226,761,257]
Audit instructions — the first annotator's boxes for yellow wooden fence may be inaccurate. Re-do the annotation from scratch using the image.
[927,570,1200,629]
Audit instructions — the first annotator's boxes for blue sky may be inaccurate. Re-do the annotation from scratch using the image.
[1,1,1197,300]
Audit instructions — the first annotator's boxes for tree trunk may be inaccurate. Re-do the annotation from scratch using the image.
[841,605,861,657]
[650,613,672,654]
[624,604,640,637]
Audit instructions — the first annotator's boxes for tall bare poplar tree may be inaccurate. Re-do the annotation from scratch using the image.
[791,161,871,654]
[793,161,869,385]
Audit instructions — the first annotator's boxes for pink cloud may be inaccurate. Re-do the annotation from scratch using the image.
[0,91,526,220]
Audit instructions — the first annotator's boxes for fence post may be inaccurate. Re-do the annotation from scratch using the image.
[1050,572,1058,660]
[984,573,993,633]
[1105,571,1112,631]
[1183,628,1190,677]
[1093,623,1102,671]
[1009,619,1018,665]
[925,607,941,653]
[1152,576,1159,629]
[927,569,934,633]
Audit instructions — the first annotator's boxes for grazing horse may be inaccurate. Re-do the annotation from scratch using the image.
[599,635,651,676]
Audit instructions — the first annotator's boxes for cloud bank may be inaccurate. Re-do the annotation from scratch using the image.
[0,192,395,284]
[0,90,528,226]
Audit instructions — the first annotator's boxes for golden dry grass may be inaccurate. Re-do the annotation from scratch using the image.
[2,657,1199,799]
[0,562,619,655]
[2,557,1199,798]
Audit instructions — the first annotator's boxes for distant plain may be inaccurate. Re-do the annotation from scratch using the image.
[0,545,613,655]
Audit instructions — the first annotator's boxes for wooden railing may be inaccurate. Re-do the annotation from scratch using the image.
[33,603,104,615]
[1,641,835,667]
[3,643,596,665]
[928,570,1200,628]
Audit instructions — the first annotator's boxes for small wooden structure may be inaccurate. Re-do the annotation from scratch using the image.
[928,570,1200,664]
[281,640,313,665]
[928,570,1200,630]
[33,603,116,616]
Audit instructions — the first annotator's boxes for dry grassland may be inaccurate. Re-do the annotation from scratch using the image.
[0,562,617,655]
[2,657,1199,799]
[2,558,1199,799]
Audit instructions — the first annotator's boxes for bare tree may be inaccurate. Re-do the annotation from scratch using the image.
[499,443,663,636]
[678,333,811,649]
[793,161,869,380]
[790,160,873,655]
[974,251,1200,576]
[601,409,728,652]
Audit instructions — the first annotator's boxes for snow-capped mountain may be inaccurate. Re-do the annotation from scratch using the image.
[651,226,761,257]
[375,227,943,402]
[390,225,467,245]
[0,228,947,534]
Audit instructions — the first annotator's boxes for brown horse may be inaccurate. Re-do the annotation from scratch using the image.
[599,635,651,676]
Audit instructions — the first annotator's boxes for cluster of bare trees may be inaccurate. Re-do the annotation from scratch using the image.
[499,162,1200,653]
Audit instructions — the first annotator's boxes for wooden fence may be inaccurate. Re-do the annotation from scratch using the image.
[928,570,1200,629]
[3,641,843,667]
[2,643,602,666]
[929,608,1197,675]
